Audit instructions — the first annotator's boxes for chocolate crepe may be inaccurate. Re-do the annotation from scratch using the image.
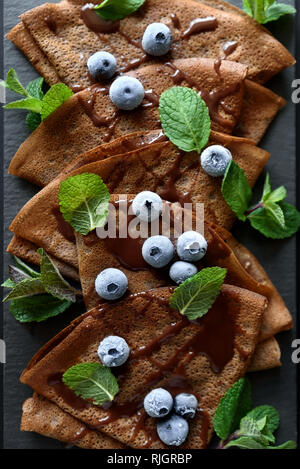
[7,0,294,88]
[8,58,284,187]
[20,285,266,449]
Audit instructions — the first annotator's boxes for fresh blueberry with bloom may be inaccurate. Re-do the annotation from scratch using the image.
[95,268,128,300]
[174,393,198,419]
[142,235,174,268]
[157,414,189,446]
[142,23,172,56]
[169,261,197,284]
[176,231,207,262]
[97,335,130,367]
[200,145,232,177]
[109,76,145,110]
[144,388,173,418]
[87,51,117,81]
[132,191,163,222]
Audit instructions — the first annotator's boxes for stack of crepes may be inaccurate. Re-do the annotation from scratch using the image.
[6,0,294,449]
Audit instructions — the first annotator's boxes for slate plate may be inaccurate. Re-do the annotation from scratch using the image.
[1,0,298,449]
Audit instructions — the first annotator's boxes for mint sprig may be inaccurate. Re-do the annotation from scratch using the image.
[0,69,73,131]
[214,377,297,449]
[94,0,146,21]
[159,87,211,153]
[169,267,226,320]
[221,165,300,239]
[243,0,296,24]
[62,363,119,405]
[2,251,80,323]
[58,173,110,235]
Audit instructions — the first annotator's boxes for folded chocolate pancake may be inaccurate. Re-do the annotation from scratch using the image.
[9,132,269,267]
[20,285,266,449]
[248,337,281,373]
[8,58,284,187]
[8,0,294,88]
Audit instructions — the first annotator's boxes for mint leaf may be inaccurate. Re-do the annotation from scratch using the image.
[7,264,32,284]
[262,173,271,200]
[3,277,45,301]
[58,173,110,235]
[159,87,211,153]
[224,436,267,449]
[221,161,252,221]
[243,0,295,24]
[26,77,44,100]
[2,279,16,288]
[248,201,300,239]
[264,201,285,228]
[2,68,29,96]
[239,416,270,446]
[38,248,77,302]
[4,97,42,113]
[63,363,119,405]
[26,111,42,132]
[41,83,73,120]
[268,441,297,449]
[14,256,40,278]
[10,295,71,323]
[169,267,226,320]
[213,377,252,441]
[245,405,280,434]
[94,0,146,21]
[265,187,287,204]
[264,3,296,23]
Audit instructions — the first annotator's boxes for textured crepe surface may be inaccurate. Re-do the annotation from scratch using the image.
[9,131,269,269]
[8,0,294,88]
[21,285,266,449]
[8,57,284,187]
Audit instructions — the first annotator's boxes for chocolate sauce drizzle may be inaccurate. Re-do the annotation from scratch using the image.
[182,16,218,39]
[214,41,238,76]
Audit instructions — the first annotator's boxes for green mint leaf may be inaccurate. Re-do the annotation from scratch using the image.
[239,416,270,446]
[264,201,285,228]
[264,3,296,23]
[2,279,16,289]
[3,278,45,302]
[268,441,297,449]
[14,256,40,278]
[262,173,272,201]
[26,111,42,132]
[63,363,119,405]
[26,77,44,100]
[41,83,73,121]
[245,405,280,434]
[159,87,211,154]
[248,201,300,239]
[221,161,252,221]
[4,97,42,113]
[213,377,252,440]
[94,0,146,21]
[58,173,110,235]
[224,436,267,449]
[7,265,32,284]
[242,0,254,16]
[266,186,287,203]
[38,248,77,302]
[9,295,72,323]
[169,267,226,321]
[2,68,29,96]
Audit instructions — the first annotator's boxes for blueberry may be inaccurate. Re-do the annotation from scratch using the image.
[169,261,197,284]
[87,51,117,81]
[109,76,145,110]
[95,268,128,300]
[200,145,232,177]
[157,414,189,446]
[132,191,163,222]
[177,231,207,262]
[174,393,198,419]
[98,335,130,367]
[142,235,174,268]
[144,388,173,418]
[142,23,172,56]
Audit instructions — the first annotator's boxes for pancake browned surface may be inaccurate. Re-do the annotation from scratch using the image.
[21,393,125,449]
[21,285,266,449]
[9,132,269,268]
[8,0,294,88]
[248,337,281,372]
[8,57,283,186]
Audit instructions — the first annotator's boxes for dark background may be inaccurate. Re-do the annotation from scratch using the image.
[0,0,299,449]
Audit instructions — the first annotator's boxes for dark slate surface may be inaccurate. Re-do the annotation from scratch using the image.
[1,0,298,449]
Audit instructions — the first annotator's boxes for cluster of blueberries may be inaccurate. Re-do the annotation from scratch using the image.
[95,190,208,301]
[87,22,172,110]
[97,335,196,446]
